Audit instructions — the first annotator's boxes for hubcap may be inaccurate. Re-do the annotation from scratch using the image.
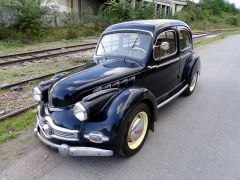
[127,111,148,150]
[190,73,197,92]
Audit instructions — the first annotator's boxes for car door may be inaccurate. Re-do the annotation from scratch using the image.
[178,27,193,81]
[143,28,180,99]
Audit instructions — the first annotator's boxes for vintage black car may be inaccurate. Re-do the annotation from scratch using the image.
[33,19,201,157]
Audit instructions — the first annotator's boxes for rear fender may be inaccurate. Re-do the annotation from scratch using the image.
[184,52,201,83]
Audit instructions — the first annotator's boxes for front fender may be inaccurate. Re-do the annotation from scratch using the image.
[104,87,157,130]
[81,87,157,145]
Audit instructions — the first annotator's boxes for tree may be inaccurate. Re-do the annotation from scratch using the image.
[1,0,49,41]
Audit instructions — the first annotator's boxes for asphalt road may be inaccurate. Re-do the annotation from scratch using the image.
[1,35,240,180]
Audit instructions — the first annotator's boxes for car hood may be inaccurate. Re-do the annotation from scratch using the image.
[49,59,144,107]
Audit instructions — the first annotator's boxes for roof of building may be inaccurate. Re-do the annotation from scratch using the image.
[104,19,190,36]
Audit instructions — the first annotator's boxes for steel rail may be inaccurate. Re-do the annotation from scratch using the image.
[0,42,97,59]
[0,43,97,66]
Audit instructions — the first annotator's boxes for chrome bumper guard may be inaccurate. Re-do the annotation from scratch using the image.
[34,128,113,157]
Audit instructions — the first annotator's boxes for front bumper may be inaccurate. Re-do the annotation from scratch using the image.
[34,127,113,156]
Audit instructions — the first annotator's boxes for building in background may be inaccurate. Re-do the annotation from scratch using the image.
[53,0,187,16]
[0,0,187,28]
[48,0,106,15]
[136,0,187,17]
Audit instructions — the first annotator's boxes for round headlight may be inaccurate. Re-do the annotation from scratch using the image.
[33,87,42,102]
[73,102,88,121]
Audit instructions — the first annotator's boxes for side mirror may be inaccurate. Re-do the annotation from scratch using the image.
[160,42,170,51]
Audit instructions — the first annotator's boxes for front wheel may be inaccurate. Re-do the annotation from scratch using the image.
[183,72,198,96]
[118,103,150,157]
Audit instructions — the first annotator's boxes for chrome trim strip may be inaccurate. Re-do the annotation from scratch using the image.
[47,106,63,112]
[37,115,79,141]
[180,51,191,59]
[148,57,180,69]
[39,125,79,142]
[94,29,153,57]
[157,85,188,109]
[42,116,78,133]
[35,130,113,156]
[153,30,178,61]
[103,29,154,37]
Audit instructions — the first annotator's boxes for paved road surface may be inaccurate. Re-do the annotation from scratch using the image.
[1,35,240,180]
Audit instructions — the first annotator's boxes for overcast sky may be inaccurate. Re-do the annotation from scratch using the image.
[193,0,240,8]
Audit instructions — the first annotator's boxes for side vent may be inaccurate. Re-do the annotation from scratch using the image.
[102,84,111,89]
[111,81,120,88]
[92,86,102,93]
[92,76,135,93]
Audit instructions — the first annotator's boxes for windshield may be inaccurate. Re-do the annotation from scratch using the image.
[96,32,152,62]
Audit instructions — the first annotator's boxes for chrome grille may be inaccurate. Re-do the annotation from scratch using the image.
[37,114,79,141]
[52,129,78,139]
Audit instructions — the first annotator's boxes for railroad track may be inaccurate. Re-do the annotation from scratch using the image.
[0,30,238,121]
[0,42,97,66]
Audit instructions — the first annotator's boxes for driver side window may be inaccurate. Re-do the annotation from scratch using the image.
[153,30,177,60]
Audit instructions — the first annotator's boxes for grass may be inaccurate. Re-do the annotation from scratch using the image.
[0,35,98,54]
[194,31,240,48]
[0,109,35,143]
[190,21,238,31]
[0,55,92,84]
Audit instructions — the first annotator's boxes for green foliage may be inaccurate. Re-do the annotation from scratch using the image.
[0,109,35,143]
[102,0,134,23]
[0,0,239,43]
[1,0,50,42]
[0,28,20,41]
[134,0,156,19]
[174,0,240,29]
[225,16,239,26]
[101,0,160,23]
[63,11,80,39]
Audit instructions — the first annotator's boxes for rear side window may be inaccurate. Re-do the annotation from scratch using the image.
[179,29,191,50]
[153,30,177,60]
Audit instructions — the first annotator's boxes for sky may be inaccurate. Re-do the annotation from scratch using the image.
[193,0,240,8]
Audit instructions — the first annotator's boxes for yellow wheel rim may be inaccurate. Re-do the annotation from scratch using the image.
[190,73,197,92]
[127,111,148,150]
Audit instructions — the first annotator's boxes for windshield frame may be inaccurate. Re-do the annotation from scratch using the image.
[94,29,153,65]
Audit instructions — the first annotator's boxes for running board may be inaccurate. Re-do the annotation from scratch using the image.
[157,85,188,109]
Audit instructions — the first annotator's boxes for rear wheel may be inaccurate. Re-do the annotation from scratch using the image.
[183,72,198,96]
[118,103,150,157]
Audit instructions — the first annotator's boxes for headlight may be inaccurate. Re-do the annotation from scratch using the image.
[73,102,88,121]
[33,87,42,102]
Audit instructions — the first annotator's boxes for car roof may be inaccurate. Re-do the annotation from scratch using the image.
[104,19,190,37]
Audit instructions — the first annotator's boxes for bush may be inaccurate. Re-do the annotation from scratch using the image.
[63,11,80,39]
[134,0,156,19]
[101,0,135,23]
[0,28,20,41]
[2,0,50,42]
[225,16,238,26]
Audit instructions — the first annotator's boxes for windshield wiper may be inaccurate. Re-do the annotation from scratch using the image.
[100,41,108,62]
[123,35,139,63]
